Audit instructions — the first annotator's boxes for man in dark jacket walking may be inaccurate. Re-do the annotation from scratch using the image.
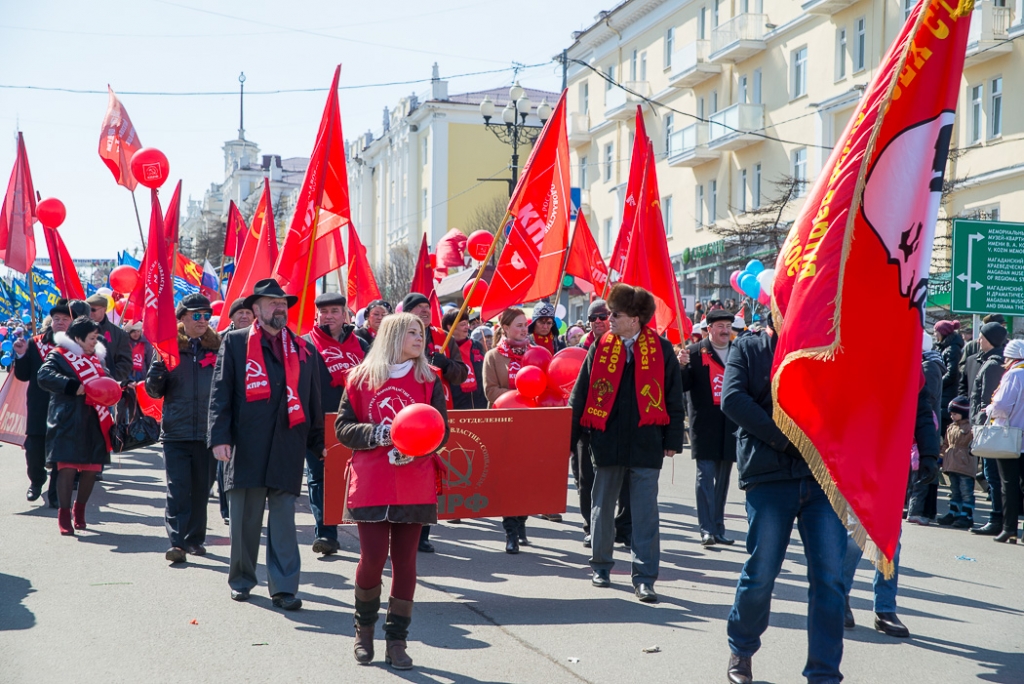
[87,293,132,383]
[303,292,368,556]
[146,294,220,564]
[720,322,847,684]
[569,284,685,604]
[679,307,738,546]
[970,321,1008,536]
[208,279,324,611]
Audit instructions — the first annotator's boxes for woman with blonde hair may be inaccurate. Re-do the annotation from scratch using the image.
[336,312,449,670]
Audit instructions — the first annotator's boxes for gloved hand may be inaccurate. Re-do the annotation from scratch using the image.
[372,423,392,448]
[917,456,939,485]
[430,351,450,370]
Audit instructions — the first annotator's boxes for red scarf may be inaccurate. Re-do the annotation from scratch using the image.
[456,338,478,392]
[308,325,365,388]
[580,328,669,431]
[533,332,556,355]
[33,334,54,360]
[57,346,114,452]
[132,342,146,372]
[496,338,527,389]
[245,319,306,428]
[700,345,726,406]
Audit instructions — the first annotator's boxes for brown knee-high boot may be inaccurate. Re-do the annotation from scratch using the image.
[384,597,414,670]
[353,584,381,664]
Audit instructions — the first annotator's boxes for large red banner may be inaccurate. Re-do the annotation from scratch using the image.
[0,373,29,447]
[325,408,572,525]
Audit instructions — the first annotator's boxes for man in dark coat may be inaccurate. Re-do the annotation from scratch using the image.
[906,340,945,525]
[969,321,1008,536]
[220,298,254,337]
[302,292,368,556]
[208,278,324,611]
[87,293,132,383]
[720,320,847,684]
[933,319,964,428]
[146,293,220,564]
[569,285,685,604]
[679,307,738,546]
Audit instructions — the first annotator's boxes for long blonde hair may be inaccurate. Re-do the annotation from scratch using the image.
[346,312,435,391]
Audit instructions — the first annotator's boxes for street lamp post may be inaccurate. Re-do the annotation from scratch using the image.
[479,81,552,197]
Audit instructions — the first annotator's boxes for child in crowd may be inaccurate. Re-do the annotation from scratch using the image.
[937,396,976,529]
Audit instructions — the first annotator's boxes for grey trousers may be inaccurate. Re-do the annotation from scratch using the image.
[227,487,300,597]
[695,459,733,536]
[590,466,660,585]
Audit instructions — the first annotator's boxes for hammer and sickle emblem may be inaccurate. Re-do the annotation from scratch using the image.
[640,382,664,413]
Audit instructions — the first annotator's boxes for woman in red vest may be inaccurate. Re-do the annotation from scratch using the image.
[336,312,449,671]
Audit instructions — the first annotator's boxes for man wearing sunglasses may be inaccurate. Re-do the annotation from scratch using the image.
[146,293,221,564]
[579,300,611,350]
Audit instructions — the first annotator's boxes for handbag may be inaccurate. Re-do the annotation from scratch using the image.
[971,422,1023,460]
[113,391,161,453]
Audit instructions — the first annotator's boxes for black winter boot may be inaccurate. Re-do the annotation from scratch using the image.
[937,502,959,526]
[384,598,414,670]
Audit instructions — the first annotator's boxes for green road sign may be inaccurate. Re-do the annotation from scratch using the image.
[951,219,1024,316]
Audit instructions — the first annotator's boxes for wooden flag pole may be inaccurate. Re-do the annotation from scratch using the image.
[440,211,511,351]
[25,271,38,334]
[295,206,322,333]
[130,190,147,250]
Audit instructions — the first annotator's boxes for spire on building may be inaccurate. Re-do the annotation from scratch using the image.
[238,72,246,140]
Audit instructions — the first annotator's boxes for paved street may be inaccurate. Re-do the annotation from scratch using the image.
[2,443,1022,684]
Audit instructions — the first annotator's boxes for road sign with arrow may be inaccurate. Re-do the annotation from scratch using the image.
[951,219,1024,316]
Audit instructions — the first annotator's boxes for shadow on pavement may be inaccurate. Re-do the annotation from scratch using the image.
[0,573,36,631]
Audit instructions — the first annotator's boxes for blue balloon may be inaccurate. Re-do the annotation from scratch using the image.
[0,340,12,353]
[0,353,11,367]
[21,314,31,324]
[739,273,761,299]
[745,259,764,276]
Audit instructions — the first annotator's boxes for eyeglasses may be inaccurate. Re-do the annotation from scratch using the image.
[588,314,609,322]
[191,312,213,321]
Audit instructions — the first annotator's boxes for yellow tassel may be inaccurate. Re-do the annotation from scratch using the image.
[954,0,975,18]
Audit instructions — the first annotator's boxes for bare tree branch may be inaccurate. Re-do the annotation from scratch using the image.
[708,175,803,266]
[371,241,419,306]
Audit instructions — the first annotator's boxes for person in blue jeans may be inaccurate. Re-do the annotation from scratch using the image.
[720,322,847,684]
[842,535,906,637]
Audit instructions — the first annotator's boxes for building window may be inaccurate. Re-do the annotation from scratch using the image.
[631,49,638,81]
[990,207,1000,222]
[604,218,613,251]
[754,163,762,209]
[663,195,674,237]
[710,180,718,223]
[422,188,428,220]
[579,155,589,188]
[665,114,674,155]
[990,77,1002,138]
[836,28,847,80]
[696,185,704,227]
[739,75,748,104]
[904,0,915,21]
[699,6,707,40]
[792,148,807,196]
[792,47,808,98]
[698,97,705,120]
[606,64,615,90]
[640,52,647,81]
[580,82,589,115]
[713,0,720,28]
[711,90,718,114]
[604,143,614,182]
[753,68,762,104]
[740,169,748,212]
[855,18,866,72]
[971,84,984,143]
[422,137,428,166]
[665,27,675,68]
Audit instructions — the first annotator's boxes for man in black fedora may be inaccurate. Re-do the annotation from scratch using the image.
[208,278,324,611]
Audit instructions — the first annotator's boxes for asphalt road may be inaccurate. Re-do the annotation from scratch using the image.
[2,443,1022,684]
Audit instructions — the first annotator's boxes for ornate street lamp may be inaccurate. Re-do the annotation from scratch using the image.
[479,81,552,196]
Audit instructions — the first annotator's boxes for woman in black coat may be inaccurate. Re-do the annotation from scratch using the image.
[934,320,964,429]
[37,317,113,536]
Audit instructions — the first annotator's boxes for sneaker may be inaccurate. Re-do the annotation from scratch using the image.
[165,547,187,564]
[906,515,931,526]
[582,534,592,548]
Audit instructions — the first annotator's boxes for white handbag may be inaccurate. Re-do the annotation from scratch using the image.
[971,423,1023,460]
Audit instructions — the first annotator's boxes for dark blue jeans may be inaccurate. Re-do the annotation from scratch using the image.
[305,449,337,542]
[727,477,847,684]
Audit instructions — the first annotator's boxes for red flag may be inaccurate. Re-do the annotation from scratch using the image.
[98,86,142,191]
[0,132,37,273]
[174,253,203,289]
[435,228,467,268]
[346,223,381,314]
[410,233,433,296]
[42,226,86,300]
[224,200,247,261]
[564,211,608,294]
[163,180,181,257]
[429,290,443,329]
[620,140,691,343]
[219,182,278,331]
[609,107,649,277]
[770,0,971,575]
[276,65,347,329]
[481,91,571,320]
[139,190,178,368]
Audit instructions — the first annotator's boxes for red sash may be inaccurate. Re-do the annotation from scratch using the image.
[57,347,114,452]
[132,342,146,373]
[580,328,669,431]
[456,338,478,392]
[34,334,54,360]
[245,319,306,428]
[426,326,454,409]
[496,338,527,389]
[700,346,726,406]
[532,332,556,355]
[308,325,365,388]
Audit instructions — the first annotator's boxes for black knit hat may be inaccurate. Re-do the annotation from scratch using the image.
[981,321,1008,348]
[50,298,73,318]
[228,298,250,318]
[402,293,430,313]
[175,293,213,319]
[314,292,347,309]
[948,396,970,416]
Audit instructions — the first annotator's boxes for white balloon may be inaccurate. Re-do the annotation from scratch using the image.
[555,304,566,319]
[97,287,113,297]
[755,268,775,292]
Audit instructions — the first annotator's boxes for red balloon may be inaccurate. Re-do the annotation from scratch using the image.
[121,299,139,322]
[493,390,537,409]
[554,346,588,363]
[35,198,66,229]
[466,230,493,261]
[521,345,553,371]
[130,148,170,189]
[109,265,140,294]
[391,403,446,457]
[84,377,123,407]
[114,299,128,315]
[547,354,584,398]
[515,365,548,399]
[211,300,225,315]
[536,389,567,407]
[135,384,163,421]
[462,279,488,307]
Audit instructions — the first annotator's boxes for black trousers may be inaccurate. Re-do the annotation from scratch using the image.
[570,434,632,538]
[24,434,48,489]
[997,455,1024,534]
[164,440,213,548]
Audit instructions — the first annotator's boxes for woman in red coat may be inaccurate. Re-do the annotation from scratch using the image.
[336,312,449,670]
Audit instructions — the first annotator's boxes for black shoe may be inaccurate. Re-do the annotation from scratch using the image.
[936,512,956,526]
[714,535,735,546]
[635,583,658,603]
[272,593,302,611]
[844,598,855,630]
[874,612,909,638]
[222,517,229,526]
[972,521,1003,535]
[418,539,435,553]
[518,527,529,546]
[505,535,519,554]
[727,654,753,684]
[994,530,1018,543]
[583,534,592,548]
[26,486,42,502]
[952,517,973,529]
[230,589,250,602]
[700,533,716,547]
[539,513,563,522]
[313,537,340,555]
[165,547,187,564]
[614,534,630,548]
[185,544,207,557]
[591,570,610,588]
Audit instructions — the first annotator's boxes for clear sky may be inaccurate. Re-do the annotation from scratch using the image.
[0,0,612,261]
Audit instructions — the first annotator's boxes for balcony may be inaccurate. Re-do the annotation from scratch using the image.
[964,1,1014,68]
[568,112,592,148]
[709,14,767,63]
[668,40,722,89]
[604,81,651,120]
[707,103,765,150]
[801,0,858,15]
[667,123,719,167]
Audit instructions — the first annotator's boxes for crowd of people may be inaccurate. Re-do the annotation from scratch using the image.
[11,277,1024,682]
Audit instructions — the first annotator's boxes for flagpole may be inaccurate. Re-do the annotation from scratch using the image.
[130,190,147,249]
[550,228,575,318]
[295,206,322,333]
[441,210,511,351]
[25,270,38,335]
